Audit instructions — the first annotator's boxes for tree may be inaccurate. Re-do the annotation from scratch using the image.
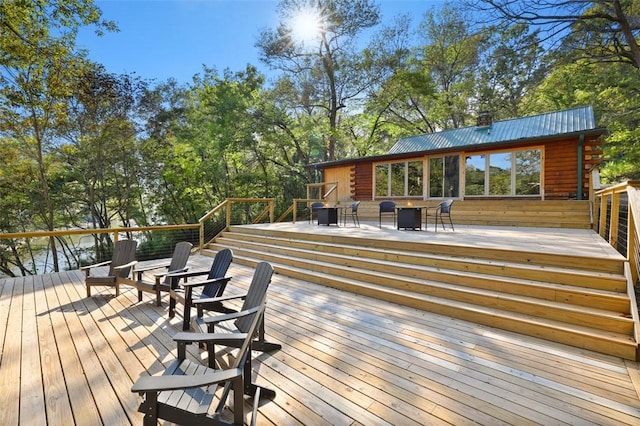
[524,59,640,182]
[469,0,640,72]
[256,0,381,161]
[0,0,114,272]
[366,3,486,136]
[58,66,147,233]
[477,22,548,119]
[418,3,487,129]
[138,79,200,224]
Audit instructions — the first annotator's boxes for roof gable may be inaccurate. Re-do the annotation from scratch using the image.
[387,106,600,155]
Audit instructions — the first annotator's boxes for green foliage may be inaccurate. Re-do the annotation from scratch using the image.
[257,0,383,160]
[4,0,640,276]
[477,23,548,119]
[525,60,640,182]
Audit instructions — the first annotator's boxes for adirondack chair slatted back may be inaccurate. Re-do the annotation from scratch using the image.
[162,241,192,285]
[110,240,137,278]
[212,301,267,417]
[234,303,265,369]
[235,262,273,333]
[203,248,233,298]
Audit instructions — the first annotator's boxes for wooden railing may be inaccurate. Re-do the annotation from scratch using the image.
[306,182,338,204]
[594,181,640,358]
[595,181,640,284]
[198,198,275,249]
[276,199,324,223]
[0,198,275,276]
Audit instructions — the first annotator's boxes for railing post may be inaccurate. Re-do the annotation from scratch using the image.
[226,200,232,230]
[199,219,204,251]
[269,199,274,223]
[610,192,620,248]
[293,200,297,223]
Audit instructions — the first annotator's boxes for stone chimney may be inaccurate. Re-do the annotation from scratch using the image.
[477,111,492,127]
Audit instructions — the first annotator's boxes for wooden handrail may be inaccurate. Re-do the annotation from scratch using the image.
[0,224,198,241]
[1,198,276,274]
[627,186,640,284]
[198,198,275,249]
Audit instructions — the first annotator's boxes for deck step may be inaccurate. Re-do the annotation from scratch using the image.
[228,226,624,274]
[203,225,636,360]
[231,254,637,361]
[218,231,626,289]
[207,244,632,334]
[214,234,627,294]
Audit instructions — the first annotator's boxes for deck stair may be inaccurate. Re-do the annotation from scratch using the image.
[202,226,637,360]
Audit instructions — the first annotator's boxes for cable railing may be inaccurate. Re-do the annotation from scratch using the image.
[594,181,640,284]
[594,181,640,351]
[0,198,275,277]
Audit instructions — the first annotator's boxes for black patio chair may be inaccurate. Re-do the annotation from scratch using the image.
[379,201,396,228]
[309,201,324,224]
[348,201,361,227]
[426,199,455,231]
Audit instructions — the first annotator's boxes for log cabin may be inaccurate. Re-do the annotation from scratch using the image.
[310,106,606,228]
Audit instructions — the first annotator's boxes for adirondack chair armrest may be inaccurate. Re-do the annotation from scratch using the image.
[133,264,167,281]
[161,267,189,277]
[201,306,259,326]
[133,261,170,274]
[166,269,212,280]
[182,276,232,289]
[149,267,189,284]
[173,331,249,362]
[131,368,242,393]
[80,260,112,274]
[173,331,248,345]
[113,260,138,273]
[193,291,247,306]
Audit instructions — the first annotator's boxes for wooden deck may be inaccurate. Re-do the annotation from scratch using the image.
[244,221,623,259]
[1,224,640,425]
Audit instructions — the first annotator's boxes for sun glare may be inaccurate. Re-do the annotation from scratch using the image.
[291,8,322,44]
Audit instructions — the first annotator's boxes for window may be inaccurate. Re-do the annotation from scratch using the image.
[465,148,541,196]
[407,161,423,196]
[429,155,459,198]
[464,155,485,196]
[375,160,424,198]
[375,164,389,197]
[429,158,443,198]
[391,163,405,196]
[489,152,511,195]
[515,150,541,195]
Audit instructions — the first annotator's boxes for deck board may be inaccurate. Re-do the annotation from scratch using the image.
[1,240,640,425]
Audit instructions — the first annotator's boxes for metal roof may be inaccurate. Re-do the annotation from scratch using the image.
[387,106,600,155]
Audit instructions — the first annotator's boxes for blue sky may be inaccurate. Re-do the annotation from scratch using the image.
[76,0,446,84]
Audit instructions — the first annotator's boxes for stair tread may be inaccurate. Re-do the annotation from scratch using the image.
[234,254,635,345]
[203,224,636,359]
[209,238,627,297]
[227,225,623,274]
[221,248,630,318]
[218,232,626,283]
